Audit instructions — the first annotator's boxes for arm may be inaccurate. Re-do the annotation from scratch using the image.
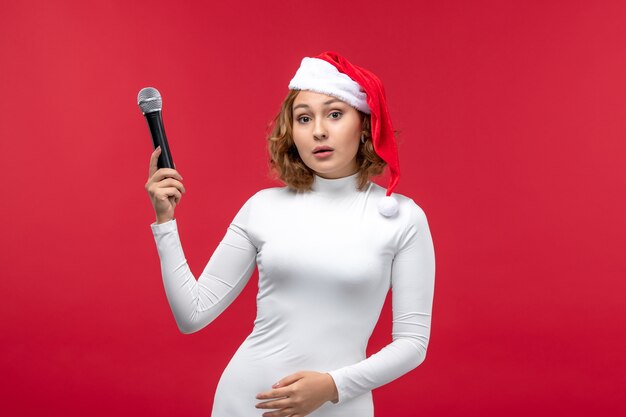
[326,201,436,403]
[150,195,258,334]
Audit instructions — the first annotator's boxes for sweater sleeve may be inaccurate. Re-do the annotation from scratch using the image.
[150,194,258,334]
[326,200,436,404]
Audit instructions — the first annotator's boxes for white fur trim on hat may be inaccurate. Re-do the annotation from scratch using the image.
[288,57,371,114]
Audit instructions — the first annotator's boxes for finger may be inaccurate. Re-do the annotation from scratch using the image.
[148,146,162,178]
[273,372,304,388]
[158,187,182,202]
[263,408,296,417]
[156,178,186,194]
[147,177,185,198]
[153,168,183,183]
[255,397,291,410]
[256,387,290,400]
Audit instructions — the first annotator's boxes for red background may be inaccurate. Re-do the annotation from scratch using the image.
[1,0,625,415]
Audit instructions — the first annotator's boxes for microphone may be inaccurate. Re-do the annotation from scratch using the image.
[137,87,175,169]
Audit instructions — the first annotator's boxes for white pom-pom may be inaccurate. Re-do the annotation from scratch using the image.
[378,196,399,217]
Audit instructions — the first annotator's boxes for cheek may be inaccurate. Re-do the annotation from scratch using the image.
[336,121,361,153]
[292,125,307,142]
[291,137,307,155]
[290,135,310,160]
[349,142,360,159]
[345,133,361,155]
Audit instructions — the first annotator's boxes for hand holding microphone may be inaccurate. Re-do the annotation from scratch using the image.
[145,146,186,224]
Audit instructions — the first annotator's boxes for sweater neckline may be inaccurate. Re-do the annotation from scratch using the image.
[311,171,361,196]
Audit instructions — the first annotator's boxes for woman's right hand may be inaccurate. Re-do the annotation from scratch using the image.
[145,146,186,224]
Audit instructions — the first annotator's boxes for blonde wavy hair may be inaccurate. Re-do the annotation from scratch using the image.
[267,89,395,192]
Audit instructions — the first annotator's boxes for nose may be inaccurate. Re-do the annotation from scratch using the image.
[313,119,327,140]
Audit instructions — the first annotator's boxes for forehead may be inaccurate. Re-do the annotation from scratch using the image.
[292,90,346,108]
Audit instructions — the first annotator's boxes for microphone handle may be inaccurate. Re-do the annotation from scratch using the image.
[144,111,175,169]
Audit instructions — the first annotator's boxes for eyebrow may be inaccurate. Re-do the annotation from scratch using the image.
[293,98,344,111]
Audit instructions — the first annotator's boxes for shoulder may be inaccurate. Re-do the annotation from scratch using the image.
[368,181,428,225]
[230,186,285,225]
[244,185,290,203]
[235,185,291,213]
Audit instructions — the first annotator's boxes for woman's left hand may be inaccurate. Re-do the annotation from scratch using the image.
[255,371,339,416]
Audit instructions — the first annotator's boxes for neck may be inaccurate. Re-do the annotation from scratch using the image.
[311,171,361,195]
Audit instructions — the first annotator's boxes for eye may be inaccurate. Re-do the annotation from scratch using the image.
[329,111,342,119]
[296,116,311,124]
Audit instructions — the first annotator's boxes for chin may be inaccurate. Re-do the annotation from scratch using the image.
[312,166,350,178]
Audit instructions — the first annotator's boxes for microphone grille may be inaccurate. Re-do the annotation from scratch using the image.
[137,87,162,113]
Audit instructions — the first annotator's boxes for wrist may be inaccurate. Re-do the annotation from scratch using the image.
[325,373,339,404]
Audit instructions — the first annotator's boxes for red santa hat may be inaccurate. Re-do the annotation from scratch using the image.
[288,51,400,217]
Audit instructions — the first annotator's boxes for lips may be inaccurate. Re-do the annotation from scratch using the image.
[313,146,334,154]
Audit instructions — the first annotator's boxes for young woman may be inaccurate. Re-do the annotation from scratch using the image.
[145,51,436,417]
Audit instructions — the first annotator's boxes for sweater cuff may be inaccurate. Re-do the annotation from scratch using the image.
[150,218,177,235]
[326,368,350,404]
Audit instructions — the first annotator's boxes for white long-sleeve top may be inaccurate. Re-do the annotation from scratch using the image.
[150,171,436,416]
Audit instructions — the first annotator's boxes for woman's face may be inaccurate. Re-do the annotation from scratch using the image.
[291,90,362,179]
